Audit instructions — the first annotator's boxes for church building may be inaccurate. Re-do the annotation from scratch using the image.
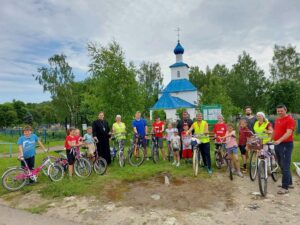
[150,40,198,121]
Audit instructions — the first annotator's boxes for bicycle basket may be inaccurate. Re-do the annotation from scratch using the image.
[246,136,262,151]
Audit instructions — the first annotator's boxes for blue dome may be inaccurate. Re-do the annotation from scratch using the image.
[173,42,184,54]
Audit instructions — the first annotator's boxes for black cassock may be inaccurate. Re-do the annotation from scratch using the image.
[92,119,111,165]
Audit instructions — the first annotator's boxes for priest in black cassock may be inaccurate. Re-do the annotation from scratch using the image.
[92,112,111,165]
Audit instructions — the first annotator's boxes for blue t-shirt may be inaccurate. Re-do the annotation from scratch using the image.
[83,133,94,144]
[132,119,147,137]
[17,134,39,158]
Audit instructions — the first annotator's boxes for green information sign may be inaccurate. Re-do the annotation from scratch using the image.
[201,105,222,125]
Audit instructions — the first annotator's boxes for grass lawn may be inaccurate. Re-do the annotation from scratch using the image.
[0,135,299,200]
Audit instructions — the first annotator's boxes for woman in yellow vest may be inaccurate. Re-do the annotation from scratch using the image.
[112,115,127,152]
[188,113,212,174]
[253,112,273,145]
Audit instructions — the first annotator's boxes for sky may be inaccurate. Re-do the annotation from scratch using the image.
[0,0,299,103]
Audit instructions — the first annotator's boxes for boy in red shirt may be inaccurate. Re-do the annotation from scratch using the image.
[273,104,296,194]
[65,128,80,177]
[213,114,227,149]
[152,117,166,160]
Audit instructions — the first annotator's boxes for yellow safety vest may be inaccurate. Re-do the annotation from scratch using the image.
[112,122,126,140]
[193,120,210,143]
[253,121,270,144]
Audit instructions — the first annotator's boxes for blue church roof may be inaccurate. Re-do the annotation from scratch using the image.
[173,42,184,55]
[169,62,189,68]
[151,93,196,110]
[162,79,197,93]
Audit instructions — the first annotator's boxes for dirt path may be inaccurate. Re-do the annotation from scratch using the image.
[1,171,299,225]
[0,203,80,225]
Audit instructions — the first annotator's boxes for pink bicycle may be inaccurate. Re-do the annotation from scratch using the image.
[1,153,64,191]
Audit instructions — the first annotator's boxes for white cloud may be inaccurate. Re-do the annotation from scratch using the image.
[0,0,299,103]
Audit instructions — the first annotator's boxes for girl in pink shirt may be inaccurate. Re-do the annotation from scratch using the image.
[221,123,243,177]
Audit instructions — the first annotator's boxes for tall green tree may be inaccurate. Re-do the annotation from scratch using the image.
[33,54,80,125]
[12,100,27,124]
[87,41,143,125]
[270,44,300,83]
[137,62,163,116]
[266,80,300,114]
[226,52,268,111]
[190,65,239,119]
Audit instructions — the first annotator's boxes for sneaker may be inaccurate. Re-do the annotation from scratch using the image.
[277,185,294,189]
[172,161,177,166]
[146,157,149,161]
[242,168,248,173]
[236,171,244,178]
[277,188,289,195]
[208,169,213,174]
[176,162,180,167]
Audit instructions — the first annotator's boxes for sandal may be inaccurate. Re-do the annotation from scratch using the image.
[277,188,289,195]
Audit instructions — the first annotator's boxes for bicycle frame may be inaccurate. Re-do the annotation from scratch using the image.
[18,157,51,180]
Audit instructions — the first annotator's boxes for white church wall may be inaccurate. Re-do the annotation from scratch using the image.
[171,66,189,80]
[170,91,198,105]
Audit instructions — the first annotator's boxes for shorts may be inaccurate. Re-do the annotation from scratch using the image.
[21,156,35,170]
[226,146,238,155]
[173,147,180,152]
[86,143,96,157]
[66,150,76,165]
[182,149,192,158]
[154,137,163,148]
[239,145,247,155]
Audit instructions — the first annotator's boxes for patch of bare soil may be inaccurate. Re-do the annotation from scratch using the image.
[1,172,300,225]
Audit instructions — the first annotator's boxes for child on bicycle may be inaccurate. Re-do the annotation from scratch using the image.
[170,128,181,167]
[213,114,227,155]
[165,123,175,159]
[83,127,96,157]
[17,125,46,171]
[181,123,192,163]
[65,127,80,177]
[238,119,251,172]
[221,123,243,177]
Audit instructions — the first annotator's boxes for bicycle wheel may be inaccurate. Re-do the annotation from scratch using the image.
[270,156,279,182]
[128,145,145,167]
[215,151,222,169]
[94,157,107,175]
[258,160,267,196]
[41,156,58,176]
[225,157,233,181]
[2,167,27,191]
[48,164,64,182]
[74,158,92,178]
[152,145,159,164]
[193,149,199,177]
[249,150,258,181]
[118,151,125,167]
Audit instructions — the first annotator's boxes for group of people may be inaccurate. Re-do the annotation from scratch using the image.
[17,104,296,195]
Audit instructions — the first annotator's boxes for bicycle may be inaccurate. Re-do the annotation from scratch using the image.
[69,147,92,178]
[85,140,107,175]
[247,134,263,181]
[223,151,234,180]
[149,132,160,164]
[257,142,280,196]
[110,132,126,167]
[214,140,226,169]
[2,151,64,191]
[128,134,145,167]
[190,134,204,177]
